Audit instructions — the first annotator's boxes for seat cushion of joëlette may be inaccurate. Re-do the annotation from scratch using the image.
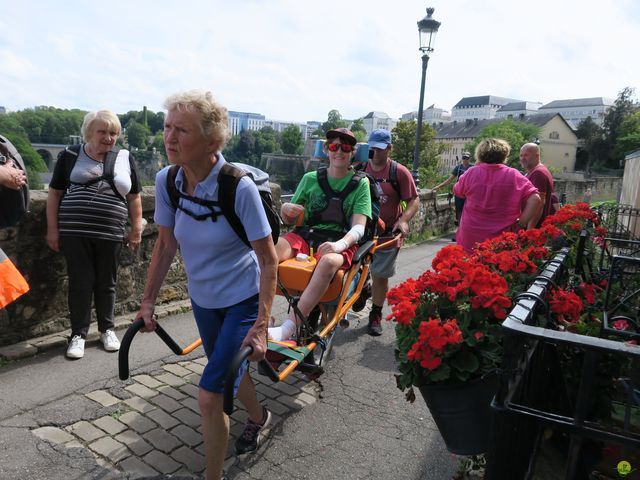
[277,267,345,303]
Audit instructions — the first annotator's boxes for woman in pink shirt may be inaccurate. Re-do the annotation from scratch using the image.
[453,138,541,253]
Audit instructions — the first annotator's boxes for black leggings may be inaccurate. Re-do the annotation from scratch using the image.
[61,236,122,338]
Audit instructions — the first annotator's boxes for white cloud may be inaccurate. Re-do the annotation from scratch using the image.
[0,0,637,122]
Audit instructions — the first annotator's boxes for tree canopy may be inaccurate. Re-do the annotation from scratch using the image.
[464,119,540,168]
[391,120,446,188]
[125,120,151,150]
[576,87,640,170]
[320,109,348,135]
[281,124,304,154]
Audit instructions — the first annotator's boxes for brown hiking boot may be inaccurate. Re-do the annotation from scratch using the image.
[367,309,383,336]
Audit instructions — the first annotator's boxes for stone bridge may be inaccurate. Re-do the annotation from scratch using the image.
[31,143,68,170]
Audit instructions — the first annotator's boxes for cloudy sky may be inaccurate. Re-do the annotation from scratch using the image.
[1,0,638,123]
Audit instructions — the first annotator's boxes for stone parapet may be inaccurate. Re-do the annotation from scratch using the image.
[0,186,453,348]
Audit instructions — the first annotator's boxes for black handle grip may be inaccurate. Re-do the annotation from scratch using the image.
[154,324,184,355]
[118,318,187,380]
[223,346,253,415]
[118,318,145,380]
[258,358,280,383]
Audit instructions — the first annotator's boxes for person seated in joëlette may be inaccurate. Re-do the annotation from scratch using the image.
[268,128,371,341]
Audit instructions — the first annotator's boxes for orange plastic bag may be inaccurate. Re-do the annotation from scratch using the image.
[0,247,29,308]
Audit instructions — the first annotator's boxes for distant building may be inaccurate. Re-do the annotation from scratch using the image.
[264,120,310,140]
[306,121,322,137]
[228,111,265,135]
[451,95,526,122]
[0,106,6,115]
[402,104,451,125]
[495,101,542,120]
[538,97,614,127]
[433,113,577,173]
[361,111,397,136]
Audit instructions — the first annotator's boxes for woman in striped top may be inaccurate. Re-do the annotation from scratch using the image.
[46,110,143,359]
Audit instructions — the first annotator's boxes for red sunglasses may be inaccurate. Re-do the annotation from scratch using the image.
[327,143,355,153]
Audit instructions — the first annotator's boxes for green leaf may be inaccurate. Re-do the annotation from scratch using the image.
[451,350,480,372]
[428,364,451,382]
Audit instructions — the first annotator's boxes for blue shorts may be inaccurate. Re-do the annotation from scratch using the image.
[191,294,259,394]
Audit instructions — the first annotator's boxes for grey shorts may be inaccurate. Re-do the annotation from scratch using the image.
[370,247,400,278]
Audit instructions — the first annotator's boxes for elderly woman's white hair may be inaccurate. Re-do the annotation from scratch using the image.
[164,90,230,150]
[81,110,121,143]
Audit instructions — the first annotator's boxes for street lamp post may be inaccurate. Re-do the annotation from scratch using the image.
[412,7,441,185]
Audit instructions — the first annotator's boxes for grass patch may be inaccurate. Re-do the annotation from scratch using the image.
[0,357,14,369]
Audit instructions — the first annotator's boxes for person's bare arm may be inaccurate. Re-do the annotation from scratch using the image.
[0,163,26,190]
[46,188,65,252]
[519,194,543,229]
[242,235,278,362]
[392,195,420,236]
[280,202,305,225]
[317,213,367,256]
[126,193,143,251]
[136,226,178,332]
[432,174,455,191]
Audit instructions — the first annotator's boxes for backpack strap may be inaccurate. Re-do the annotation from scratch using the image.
[68,148,126,202]
[166,164,181,212]
[102,150,126,202]
[388,160,401,197]
[60,145,81,190]
[218,163,251,247]
[165,164,223,222]
[308,167,365,231]
[365,160,402,198]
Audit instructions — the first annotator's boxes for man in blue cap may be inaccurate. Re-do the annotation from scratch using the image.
[360,129,419,335]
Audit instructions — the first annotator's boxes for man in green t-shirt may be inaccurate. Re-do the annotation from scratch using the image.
[268,128,371,341]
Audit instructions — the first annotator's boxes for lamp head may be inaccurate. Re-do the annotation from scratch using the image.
[417,7,441,53]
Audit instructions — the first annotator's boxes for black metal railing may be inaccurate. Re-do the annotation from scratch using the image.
[596,204,640,242]
[486,248,640,480]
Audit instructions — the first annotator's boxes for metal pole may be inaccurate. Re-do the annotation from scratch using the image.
[412,53,430,185]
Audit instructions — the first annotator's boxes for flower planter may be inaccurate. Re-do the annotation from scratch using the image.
[419,372,499,455]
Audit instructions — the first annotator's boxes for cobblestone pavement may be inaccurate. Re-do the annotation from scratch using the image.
[30,351,325,479]
[1,238,460,480]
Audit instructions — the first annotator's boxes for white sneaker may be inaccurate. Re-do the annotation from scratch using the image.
[100,330,120,352]
[66,335,85,359]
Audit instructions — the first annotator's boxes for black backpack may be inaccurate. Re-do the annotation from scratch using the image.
[166,162,281,248]
[362,159,401,198]
[0,135,30,228]
[300,166,381,245]
[57,145,126,202]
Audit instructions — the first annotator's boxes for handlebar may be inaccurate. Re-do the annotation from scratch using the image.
[118,317,202,380]
[119,318,279,416]
[223,346,280,415]
[373,232,403,252]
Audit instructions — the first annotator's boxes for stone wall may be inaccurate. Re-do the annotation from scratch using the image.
[0,188,453,347]
[554,176,622,204]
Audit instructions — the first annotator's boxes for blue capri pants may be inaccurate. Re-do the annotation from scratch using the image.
[191,294,259,394]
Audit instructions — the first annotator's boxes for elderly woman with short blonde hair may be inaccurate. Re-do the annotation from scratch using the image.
[136,90,278,480]
[46,109,143,359]
[453,138,541,252]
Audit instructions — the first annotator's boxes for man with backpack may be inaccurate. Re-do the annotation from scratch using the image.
[432,152,472,227]
[361,129,419,336]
